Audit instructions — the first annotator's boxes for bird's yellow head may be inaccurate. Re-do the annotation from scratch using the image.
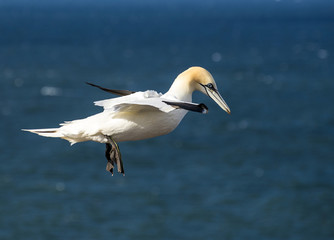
[175,66,231,114]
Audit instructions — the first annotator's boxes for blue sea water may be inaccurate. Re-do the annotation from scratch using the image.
[1,0,334,239]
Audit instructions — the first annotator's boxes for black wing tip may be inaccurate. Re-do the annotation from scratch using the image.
[86,82,135,96]
[163,101,209,114]
[199,103,209,114]
[86,82,96,87]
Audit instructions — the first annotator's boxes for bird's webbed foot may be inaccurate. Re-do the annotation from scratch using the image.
[105,136,124,176]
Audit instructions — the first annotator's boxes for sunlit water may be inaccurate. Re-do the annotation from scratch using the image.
[1,1,334,239]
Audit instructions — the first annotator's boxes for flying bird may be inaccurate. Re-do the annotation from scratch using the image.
[23,67,231,175]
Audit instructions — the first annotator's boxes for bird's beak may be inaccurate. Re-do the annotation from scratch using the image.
[207,88,231,114]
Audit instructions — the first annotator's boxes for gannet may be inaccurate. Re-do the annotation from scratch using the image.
[23,67,230,175]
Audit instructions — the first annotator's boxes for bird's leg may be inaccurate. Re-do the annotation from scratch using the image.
[105,143,114,175]
[105,136,124,176]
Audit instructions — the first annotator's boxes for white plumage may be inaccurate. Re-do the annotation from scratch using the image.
[23,66,230,174]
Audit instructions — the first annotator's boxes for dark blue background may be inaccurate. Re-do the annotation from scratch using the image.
[1,0,334,239]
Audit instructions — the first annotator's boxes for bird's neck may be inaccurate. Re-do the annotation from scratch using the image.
[165,77,194,102]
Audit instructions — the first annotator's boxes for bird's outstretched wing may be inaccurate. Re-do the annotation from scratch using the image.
[111,100,208,118]
[86,82,135,96]
[87,82,208,114]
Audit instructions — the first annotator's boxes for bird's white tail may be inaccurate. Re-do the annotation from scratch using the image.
[22,128,63,138]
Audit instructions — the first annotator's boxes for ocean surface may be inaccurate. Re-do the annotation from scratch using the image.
[1,0,334,239]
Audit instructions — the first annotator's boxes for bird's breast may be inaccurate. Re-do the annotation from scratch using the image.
[109,109,187,142]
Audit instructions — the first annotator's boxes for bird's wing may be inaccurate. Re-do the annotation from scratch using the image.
[94,90,170,111]
[111,100,208,116]
[86,82,135,96]
[110,98,208,116]
[94,90,208,114]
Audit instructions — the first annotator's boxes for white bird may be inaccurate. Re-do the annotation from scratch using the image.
[23,66,230,175]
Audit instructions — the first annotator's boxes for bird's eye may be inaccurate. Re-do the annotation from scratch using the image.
[206,83,214,89]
